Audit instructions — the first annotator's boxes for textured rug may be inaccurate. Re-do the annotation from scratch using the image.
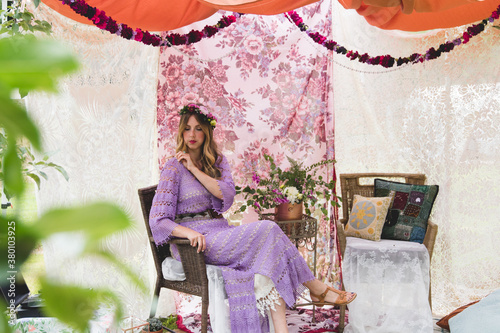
[178,307,346,333]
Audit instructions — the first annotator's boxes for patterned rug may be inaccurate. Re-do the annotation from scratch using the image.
[178,307,346,333]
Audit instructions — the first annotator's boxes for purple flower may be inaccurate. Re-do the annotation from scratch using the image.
[252,173,260,184]
[105,18,118,34]
[121,25,133,40]
[203,25,218,38]
[187,31,203,44]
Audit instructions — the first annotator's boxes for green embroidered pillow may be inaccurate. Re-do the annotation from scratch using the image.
[374,178,439,244]
[344,194,394,241]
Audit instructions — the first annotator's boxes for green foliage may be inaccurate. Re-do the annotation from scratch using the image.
[144,317,163,331]
[0,36,78,197]
[0,36,145,333]
[160,314,178,330]
[0,0,52,38]
[236,154,341,220]
[41,279,122,332]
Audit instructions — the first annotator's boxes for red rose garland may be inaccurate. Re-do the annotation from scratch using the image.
[59,0,242,47]
[286,5,500,68]
[59,0,499,68]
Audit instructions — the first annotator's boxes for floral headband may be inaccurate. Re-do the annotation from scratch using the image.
[179,104,217,128]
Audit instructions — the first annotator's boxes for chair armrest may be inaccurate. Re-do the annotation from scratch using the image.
[423,220,438,261]
[169,238,208,285]
[336,219,347,258]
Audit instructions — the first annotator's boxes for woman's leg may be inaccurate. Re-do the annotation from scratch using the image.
[303,279,356,304]
[269,297,289,333]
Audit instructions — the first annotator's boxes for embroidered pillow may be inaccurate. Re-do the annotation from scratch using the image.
[374,179,439,244]
[344,194,393,241]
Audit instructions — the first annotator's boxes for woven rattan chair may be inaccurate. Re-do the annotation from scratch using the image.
[139,185,209,333]
[336,173,438,309]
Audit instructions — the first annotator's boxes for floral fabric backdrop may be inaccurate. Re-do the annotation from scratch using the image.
[156,0,340,286]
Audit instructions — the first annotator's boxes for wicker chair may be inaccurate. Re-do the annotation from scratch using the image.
[138,185,209,333]
[336,173,438,309]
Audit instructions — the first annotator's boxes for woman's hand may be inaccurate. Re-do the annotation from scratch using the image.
[176,151,197,171]
[184,228,206,253]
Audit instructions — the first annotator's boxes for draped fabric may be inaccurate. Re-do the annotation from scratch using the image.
[339,0,499,31]
[24,3,163,319]
[156,0,339,291]
[40,0,319,31]
[331,0,500,316]
[41,0,496,32]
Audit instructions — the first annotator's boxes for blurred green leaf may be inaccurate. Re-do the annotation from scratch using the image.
[0,299,13,333]
[33,203,132,241]
[0,93,41,149]
[26,172,41,189]
[3,138,24,196]
[0,37,78,92]
[0,216,39,281]
[40,279,122,332]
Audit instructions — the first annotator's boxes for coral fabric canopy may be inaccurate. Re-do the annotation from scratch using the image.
[42,0,499,32]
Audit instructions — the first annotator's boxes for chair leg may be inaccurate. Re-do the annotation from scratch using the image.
[338,304,346,333]
[201,296,209,333]
[150,282,161,318]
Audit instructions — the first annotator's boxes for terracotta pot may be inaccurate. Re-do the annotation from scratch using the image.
[275,202,303,221]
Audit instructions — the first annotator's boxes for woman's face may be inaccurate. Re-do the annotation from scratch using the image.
[183,115,206,152]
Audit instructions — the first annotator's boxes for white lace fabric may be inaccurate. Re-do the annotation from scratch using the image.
[343,237,433,333]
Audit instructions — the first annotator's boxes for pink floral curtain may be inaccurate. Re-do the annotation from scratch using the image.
[156,0,340,285]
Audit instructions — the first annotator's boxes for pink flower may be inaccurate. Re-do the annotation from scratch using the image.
[244,35,264,55]
[134,29,144,41]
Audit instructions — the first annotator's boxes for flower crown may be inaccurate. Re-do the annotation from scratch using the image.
[179,104,217,128]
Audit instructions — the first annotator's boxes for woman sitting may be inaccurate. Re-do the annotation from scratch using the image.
[149,103,356,333]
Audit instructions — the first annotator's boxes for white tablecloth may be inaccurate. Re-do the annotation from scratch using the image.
[343,237,433,333]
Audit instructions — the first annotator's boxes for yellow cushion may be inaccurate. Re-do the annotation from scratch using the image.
[344,194,393,241]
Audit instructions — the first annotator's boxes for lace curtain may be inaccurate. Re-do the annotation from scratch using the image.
[331,0,500,316]
[24,3,163,319]
[156,0,340,292]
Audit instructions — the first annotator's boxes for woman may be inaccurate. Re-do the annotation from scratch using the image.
[149,104,356,333]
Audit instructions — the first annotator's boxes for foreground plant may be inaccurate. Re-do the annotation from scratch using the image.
[0,36,145,332]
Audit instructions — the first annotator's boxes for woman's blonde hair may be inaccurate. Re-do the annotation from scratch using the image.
[176,111,221,179]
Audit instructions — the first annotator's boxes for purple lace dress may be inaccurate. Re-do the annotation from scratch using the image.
[149,155,315,333]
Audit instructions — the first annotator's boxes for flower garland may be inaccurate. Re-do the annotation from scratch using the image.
[179,104,217,128]
[286,4,500,68]
[59,0,242,47]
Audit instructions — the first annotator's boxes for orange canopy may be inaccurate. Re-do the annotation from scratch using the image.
[41,0,319,31]
[41,0,498,32]
[339,0,499,31]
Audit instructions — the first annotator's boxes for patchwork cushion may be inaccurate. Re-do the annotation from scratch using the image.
[344,194,394,241]
[374,179,439,244]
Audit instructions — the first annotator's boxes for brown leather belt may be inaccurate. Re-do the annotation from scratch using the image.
[175,209,222,221]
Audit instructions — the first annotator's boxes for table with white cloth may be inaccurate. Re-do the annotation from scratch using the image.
[342,237,433,333]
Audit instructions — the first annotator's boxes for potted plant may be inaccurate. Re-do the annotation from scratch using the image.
[143,317,163,333]
[235,154,340,221]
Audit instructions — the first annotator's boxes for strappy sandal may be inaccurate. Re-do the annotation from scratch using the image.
[310,286,357,307]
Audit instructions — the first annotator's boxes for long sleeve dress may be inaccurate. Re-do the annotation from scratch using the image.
[149,155,315,333]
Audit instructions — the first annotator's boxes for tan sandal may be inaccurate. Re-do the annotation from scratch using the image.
[310,286,357,307]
